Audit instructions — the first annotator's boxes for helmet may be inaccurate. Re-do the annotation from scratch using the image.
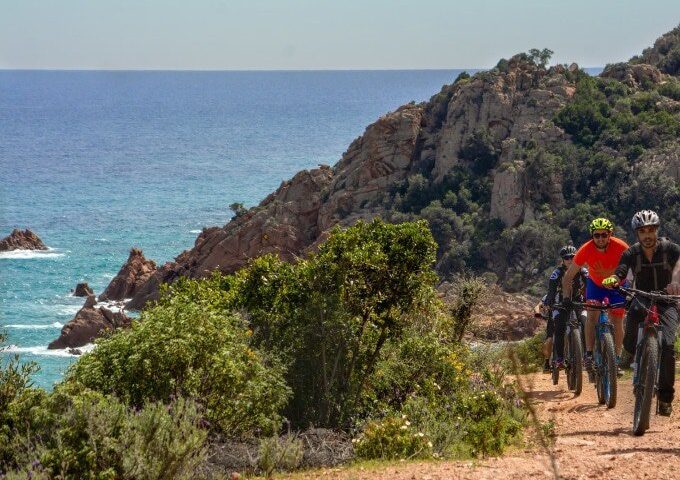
[631,210,660,230]
[559,245,576,258]
[589,218,613,234]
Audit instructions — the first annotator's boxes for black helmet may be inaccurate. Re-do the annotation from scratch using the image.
[560,245,576,259]
[631,210,660,230]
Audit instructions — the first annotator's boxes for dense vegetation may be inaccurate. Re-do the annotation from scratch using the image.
[1,220,525,478]
[386,43,680,294]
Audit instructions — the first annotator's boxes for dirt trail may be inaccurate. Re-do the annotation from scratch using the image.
[283,369,680,479]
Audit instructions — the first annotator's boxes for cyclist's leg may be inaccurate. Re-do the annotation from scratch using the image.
[611,310,625,356]
[623,300,644,356]
[658,304,679,403]
[543,314,555,360]
[554,308,568,360]
[585,308,598,352]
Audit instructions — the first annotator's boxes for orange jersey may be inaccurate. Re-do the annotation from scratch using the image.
[573,237,629,286]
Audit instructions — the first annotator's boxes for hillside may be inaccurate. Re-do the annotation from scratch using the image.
[108,25,680,309]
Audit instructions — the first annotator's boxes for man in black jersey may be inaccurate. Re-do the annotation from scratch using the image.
[541,245,588,372]
[602,210,680,416]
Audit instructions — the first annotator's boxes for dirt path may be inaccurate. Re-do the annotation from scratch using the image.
[281,369,680,479]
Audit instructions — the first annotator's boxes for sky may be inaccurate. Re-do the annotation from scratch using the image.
[2,0,679,70]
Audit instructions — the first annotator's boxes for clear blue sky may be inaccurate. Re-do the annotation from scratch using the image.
[2,0,679,70]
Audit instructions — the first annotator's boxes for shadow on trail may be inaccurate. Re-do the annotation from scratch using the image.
[528,390,574,402]
[603,446,680,455]
[568,403,603,413]
[562,427,630,437]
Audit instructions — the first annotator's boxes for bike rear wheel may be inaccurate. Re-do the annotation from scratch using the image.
[633,334,659,436]
[569,328,583,396]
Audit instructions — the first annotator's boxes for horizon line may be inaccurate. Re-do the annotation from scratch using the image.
[0,66,604,73]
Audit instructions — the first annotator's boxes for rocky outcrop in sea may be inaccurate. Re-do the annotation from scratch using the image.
[99,248,157,302]
[48,295,131,349]
[0,229,47,251]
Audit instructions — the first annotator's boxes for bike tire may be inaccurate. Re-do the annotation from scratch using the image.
[552,363,559,385]
[570,328,583,396]
[602,331,617,408]
[595,340,605,404]
[566,332,574,391]
[633,334,659,436]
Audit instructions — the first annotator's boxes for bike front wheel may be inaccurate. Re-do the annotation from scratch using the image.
[569,328,583,396]
[601,331,618,408]
[633,334,659,436]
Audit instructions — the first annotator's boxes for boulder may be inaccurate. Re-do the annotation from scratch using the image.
[48,295,131,349]
[600,62,663,88]
[73,282,94,297]
[0,229,47,251]
[99,248,157,301]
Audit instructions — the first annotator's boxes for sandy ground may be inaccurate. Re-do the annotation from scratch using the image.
[278,368,680,480]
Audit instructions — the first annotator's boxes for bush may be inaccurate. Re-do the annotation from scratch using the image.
[67,281,290,437]
[1,384,207,479]
[257,435,304,477]
[232,219,439,429]
[353,415,433,460]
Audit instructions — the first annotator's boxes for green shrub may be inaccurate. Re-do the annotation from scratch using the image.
[353,414,433,460]
[257,435,304,477]
[1,384,207,479]
[67,283,290,437]
[505,333,545,373]
[232,219,439,428]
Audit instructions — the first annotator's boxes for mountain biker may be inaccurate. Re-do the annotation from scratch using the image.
[562,218,629,376]
[602,210,680,416]
[540,245,588,372]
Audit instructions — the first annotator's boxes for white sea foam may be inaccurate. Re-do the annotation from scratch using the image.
[3,343,95,357]
[189,229,202,234]
[4,322,63,330]
[96,298,132,311]
[0,248,65,260]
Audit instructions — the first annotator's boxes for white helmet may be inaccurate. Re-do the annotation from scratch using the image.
[631,210,660,230]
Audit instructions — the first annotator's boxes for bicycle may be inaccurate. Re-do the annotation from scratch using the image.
[550,304,585,395]
[572,299,623,408]
[618,286,680,436]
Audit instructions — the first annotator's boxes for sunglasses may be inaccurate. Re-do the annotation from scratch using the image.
[592,233,610,239]
[562,255,575,260]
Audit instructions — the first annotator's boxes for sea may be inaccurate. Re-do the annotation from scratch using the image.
[0,69,479,388]
[0,68,604,389]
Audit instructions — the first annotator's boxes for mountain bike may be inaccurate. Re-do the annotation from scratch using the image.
[550,305,585,395]
[573,299,623,408]
[618,286,680,436]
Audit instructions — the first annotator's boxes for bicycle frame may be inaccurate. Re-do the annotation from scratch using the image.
[632,302,664,410]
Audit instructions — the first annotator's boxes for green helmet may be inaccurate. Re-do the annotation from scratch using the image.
[589,217,613,233]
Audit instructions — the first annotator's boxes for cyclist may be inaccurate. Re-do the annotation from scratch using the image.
[541,245,588,372]
[562,218,629,375]
[602,210,680,416]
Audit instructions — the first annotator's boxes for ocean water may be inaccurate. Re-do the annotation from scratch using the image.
[0,69,474,388]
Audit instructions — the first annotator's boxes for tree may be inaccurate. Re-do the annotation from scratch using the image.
[229,202,248,219]
[528,48,554,68]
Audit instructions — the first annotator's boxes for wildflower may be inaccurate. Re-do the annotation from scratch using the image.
[400,425,408,430]
[427,441,433,448]
[417,432,425,437]
[404,420,411,426]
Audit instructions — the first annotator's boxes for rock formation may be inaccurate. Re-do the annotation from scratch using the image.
[48,295,131,349]
[99,248,157,302]
[0,229,47,251]
[73,282,94,297]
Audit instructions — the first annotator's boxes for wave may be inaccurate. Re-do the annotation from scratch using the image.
[189,229,202,234]
[3,343,95,357]
[0,248,65,260]
[4,322,63,330]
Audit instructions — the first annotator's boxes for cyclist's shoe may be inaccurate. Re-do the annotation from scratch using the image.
[555,358,565,370]
[543,359,551,373]
[616,355,624,378]
[659,401,673,417]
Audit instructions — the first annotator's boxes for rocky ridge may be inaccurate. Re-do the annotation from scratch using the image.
[99,248,157,302]
[122,56,582,310]
[0,229,47,251]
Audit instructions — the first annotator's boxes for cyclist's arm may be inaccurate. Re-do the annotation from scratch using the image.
[666,246,680,295]
[545,270,559,306]
[611,248,633,285]
[561,262,580,299]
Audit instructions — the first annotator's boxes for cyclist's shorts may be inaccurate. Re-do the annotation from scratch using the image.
[585,278,625,315]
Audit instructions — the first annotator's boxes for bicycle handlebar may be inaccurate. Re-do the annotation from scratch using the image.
[617,286,680,303]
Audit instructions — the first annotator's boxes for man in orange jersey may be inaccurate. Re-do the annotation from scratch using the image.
[562,218,629,376]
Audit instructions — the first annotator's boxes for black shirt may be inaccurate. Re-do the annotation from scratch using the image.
[614,238,680,292]
[544,265,588,306]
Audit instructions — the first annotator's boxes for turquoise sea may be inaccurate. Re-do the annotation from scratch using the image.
[0,69,482,388]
